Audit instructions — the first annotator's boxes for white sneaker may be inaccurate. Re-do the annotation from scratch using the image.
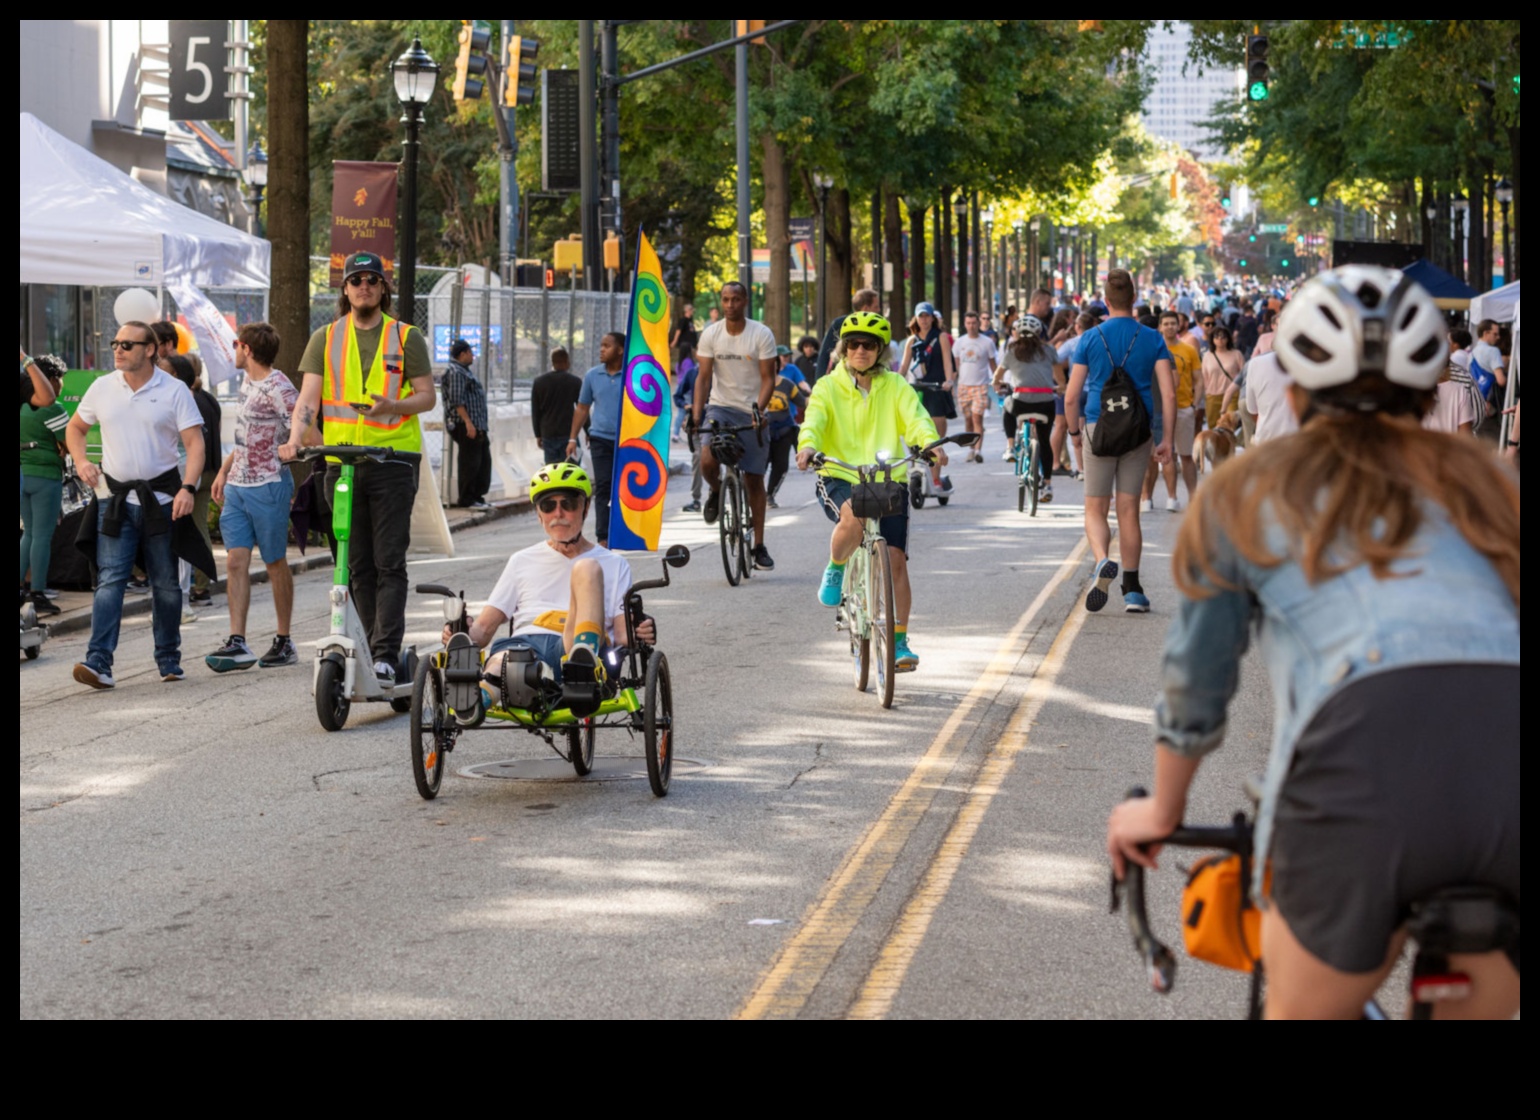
[181,607,200,625]
[1166,497,1181,512]
[1139,499,1154,513]
[1001,448,1014,461]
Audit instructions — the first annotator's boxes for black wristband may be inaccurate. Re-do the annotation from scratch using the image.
[182,483,198,495]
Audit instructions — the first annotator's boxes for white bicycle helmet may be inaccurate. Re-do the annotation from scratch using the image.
[1274,265,1445,392]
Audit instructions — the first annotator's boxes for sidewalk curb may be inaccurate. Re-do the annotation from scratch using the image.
[43,460,684,640]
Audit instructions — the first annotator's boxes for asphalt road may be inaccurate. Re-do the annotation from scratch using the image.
[18,418,1401,1019]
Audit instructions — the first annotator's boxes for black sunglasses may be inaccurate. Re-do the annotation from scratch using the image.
[845,337,882,352]
[346,273,383,288]
[537,494,584,513]
[110,339,150,351]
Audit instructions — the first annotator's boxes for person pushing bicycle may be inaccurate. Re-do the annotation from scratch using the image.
[797,312,939,672]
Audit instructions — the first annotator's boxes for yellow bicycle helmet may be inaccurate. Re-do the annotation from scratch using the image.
[840,311,892,347]
[530,461,593,501]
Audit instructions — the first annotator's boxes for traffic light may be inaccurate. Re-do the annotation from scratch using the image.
[1238,259,1248,268]
[1221,189,1232,210]
[504,34,539,107]
[453,20,492,102]
[1246,33,1270,102]
[603,233,621,271]
[1280,258,1290,268]
[1248,232,1257,242]
[1308,196,1319,207]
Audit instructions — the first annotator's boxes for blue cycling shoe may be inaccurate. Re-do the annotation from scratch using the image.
[818,562,845,608]
[893,635,919,672]
[1123,590,1151,613]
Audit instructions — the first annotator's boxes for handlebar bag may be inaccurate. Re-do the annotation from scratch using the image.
[711,432,745,467]
[850,479,907,520]
[1181,853,1267,972]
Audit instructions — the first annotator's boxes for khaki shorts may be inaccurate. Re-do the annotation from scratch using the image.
[1173,407,1197,457]
[957,383,990,417]
[1082,424,1154,498]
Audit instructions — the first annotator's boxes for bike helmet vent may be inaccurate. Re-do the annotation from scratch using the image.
[1275,265,1445,392]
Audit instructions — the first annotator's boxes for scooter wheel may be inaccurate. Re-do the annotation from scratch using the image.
[316,658,351,731]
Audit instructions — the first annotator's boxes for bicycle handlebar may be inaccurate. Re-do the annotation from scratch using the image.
[295,445,424,465]
[1109,786,1254,996]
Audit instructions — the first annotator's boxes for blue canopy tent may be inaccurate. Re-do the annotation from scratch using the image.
[1402,258,1478,308]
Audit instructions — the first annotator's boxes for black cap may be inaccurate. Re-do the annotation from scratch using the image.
[342,252,385,282]
[450,338,473,359]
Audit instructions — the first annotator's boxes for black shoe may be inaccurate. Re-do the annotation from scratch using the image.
[188,588,213,605]
[29,591,59,617]
[702,490,721,525]
[680,500,701,513]
[257,635,298,668]
[752,544,775,571]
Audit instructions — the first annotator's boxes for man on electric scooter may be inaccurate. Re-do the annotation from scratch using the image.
[281,252,435,685]
[442,463,655,716]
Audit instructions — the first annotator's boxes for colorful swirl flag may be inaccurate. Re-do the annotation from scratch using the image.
[608,230,672,551]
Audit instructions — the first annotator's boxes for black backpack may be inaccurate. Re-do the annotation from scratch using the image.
[1090,326,1152,458]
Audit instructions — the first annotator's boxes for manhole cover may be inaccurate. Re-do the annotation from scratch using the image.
[459,756,710,782]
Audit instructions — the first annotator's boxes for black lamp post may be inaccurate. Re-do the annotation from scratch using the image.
[1425,201,1440,272]
[1451,194,1470,284]
[1495,177,1514,283]
[1011,220,1024,310]
[242,141,268,238]
[952,194,968,314]
[814,172,834,335]
[1029,217,1040,292]
[392,37,439,327]
[981,207,994,315]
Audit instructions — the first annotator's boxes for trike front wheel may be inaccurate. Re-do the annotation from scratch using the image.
[410,659,450,799]
[644,652,674,797]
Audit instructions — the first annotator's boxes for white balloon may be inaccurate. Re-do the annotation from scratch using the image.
[113,288,160,326]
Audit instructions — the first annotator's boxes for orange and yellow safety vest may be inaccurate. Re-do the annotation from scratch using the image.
[320,313,422,453]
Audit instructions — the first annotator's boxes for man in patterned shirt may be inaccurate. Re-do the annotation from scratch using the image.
[441,338,492,510]
[206,323,301,671]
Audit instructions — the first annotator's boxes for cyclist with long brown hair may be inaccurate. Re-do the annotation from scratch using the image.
[1107,266,1520,1019]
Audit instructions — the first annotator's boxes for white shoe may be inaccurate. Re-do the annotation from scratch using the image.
[1139,499,1153,513]
[1002,448,1014,461]
[1166,497,1181,512]
[181,607,199,625]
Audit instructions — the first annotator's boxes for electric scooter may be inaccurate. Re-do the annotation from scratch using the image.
[20,599,47,661]
[908,455,953,508]
[297,445,421,731]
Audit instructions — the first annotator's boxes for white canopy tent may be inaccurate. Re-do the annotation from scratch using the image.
[1469,279,1520,325]
[19,111,269,290]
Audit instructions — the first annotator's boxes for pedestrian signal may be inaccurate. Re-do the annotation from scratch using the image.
[454,20,492,102]
[505,35,539,107]
[1246,34,1270,102]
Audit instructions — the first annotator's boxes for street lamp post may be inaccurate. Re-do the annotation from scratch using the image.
[1028,217,1040,293]
[392,37,439,328]
[1424,201,1440,273]
[1011,220,1024,310]
[1451,194,1470,284]
[1496,177,1514,283]
[242,141,268,238]
[814,171,834,337]
[952,194,968,315]
[981,207,995,315]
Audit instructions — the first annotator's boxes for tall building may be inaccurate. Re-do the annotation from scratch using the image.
[1140,23,1239,163]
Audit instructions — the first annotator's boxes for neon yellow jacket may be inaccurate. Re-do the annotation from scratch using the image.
[797,363,940,483]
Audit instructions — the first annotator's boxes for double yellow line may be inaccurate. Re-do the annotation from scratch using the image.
[736,537,1090,1020]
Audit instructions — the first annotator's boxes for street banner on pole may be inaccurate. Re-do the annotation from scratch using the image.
[330,161,398,287]
[608,229,672,552]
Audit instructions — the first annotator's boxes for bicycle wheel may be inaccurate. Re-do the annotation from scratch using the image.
[847,543,870,692]
[644,651,674,797]
[719,472,742,586]
[1026,435,1040,517]
[409,659,449,799]
[736,479,753,581]
[568,718,596,776]
[315,658,351,732]
[870,540,897,709]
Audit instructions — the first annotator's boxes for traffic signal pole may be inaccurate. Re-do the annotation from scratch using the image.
[736,34,752,307]
[500,19,518,286]
[578,20,601,287]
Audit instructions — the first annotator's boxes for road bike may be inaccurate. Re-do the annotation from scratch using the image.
[296,445,421,730]
[410,545,691,800]
[692,413,763,587]
[1110,786,1520,1020]
[812,433,977,708]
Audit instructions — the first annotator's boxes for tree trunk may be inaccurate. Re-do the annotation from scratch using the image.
[824,187,853,323]
[885,188,906,323]
[908,200,927,316]
[938,194,951,329]
[266,20,311,386]
[761,130,791,342]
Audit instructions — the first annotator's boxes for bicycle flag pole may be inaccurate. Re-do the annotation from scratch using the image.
[608,228,673,552]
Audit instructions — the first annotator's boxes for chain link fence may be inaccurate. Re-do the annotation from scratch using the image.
[309,258,629,402]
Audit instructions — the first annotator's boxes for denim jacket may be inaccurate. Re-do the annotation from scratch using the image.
[1155,503,1520,884]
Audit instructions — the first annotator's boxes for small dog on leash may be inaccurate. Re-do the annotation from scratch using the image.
[1193,412,1240,478]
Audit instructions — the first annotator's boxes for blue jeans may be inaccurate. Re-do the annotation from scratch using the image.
[87,499,182,675]
[540,436,570,466]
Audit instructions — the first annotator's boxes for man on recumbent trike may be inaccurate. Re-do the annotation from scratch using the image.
[442,463,654,718]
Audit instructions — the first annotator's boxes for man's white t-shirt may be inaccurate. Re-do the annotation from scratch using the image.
[697,318,777,413]
[952,333,998,386]
[486,541,633,641]
[1243,352,1299,443]
[75,367,203,504]
[1472,339,1505,376]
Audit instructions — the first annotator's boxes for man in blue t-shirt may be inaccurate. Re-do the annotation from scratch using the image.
[1066,268,1174,615]
[567,331,627,546]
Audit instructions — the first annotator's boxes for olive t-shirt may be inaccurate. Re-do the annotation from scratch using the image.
[298,318,433,392]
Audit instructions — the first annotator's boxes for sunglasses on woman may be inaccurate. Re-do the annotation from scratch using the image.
[846,337,882,352]
[537,495,584,514]
[346,273,383,288]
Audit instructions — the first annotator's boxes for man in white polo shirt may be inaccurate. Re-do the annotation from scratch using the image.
[65,320,209,689]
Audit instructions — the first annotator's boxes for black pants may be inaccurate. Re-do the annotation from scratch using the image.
[324,460,417,663]
[589,436,615,544]
[768,427,797,499]
[1005,397,1055,479]
[451,428,492,506]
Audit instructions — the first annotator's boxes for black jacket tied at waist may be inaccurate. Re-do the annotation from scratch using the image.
[75,467,217,579]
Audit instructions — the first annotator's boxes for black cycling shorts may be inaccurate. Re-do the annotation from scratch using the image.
[816,475,908,555]
[1270,663,1520,973]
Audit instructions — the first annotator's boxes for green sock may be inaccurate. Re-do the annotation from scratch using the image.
[828,559,847,569]
[572,625,601,656]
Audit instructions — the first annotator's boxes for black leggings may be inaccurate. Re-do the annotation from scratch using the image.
[1005,396,1055,478]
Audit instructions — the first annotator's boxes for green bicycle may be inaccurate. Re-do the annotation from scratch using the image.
[812,433,976,708]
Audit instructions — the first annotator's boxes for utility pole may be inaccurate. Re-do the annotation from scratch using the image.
[578,20,600,288]
[601,21,621,260]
